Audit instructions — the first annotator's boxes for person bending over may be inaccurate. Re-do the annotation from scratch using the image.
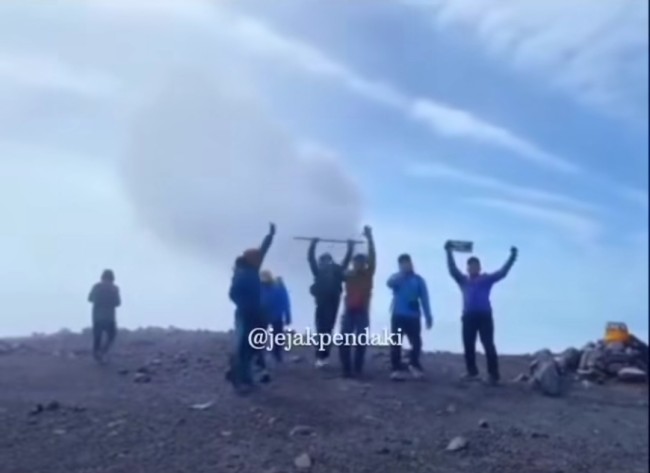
[387,254,433,381]
[339,226,375,378]
[308,237,354,368]
[445,242,517,385]
[88,269,121,364]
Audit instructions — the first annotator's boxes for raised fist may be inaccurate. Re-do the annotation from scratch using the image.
[362,225,372,237]
[269,223,276,235]
[444,240,452,251]
[510,246,518,256]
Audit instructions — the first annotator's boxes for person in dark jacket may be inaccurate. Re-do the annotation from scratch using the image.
[260,271,292,363]
[308,237,354,368]
[227,223,276,394]
[387,254,433,381]
[88,269,121,363]
[445,241,518,385]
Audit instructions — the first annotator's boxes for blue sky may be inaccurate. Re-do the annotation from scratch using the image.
[0,0,647,353]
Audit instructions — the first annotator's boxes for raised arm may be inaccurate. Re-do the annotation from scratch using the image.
[486,247,518,283]
[258,223,276,267]
[444,242,465,285]
[339,240,354,270]
[364,226,376,275]
[307,239,319,277]
[418,276,433,326]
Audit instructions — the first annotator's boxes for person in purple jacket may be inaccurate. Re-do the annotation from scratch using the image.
[445,241,518,385]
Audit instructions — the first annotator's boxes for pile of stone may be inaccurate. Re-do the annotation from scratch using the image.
[524,335,648,397]
[577,335,648,384]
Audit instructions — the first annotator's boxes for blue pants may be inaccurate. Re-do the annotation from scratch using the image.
[338,308,370,376]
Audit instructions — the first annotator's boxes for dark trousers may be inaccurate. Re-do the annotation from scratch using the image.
[269,319,284,362]
[230,310,265,386]
[390,315,422,371]
[315,297,340,360]
[92,315,116,358]
[462,312,499,380]
[339,308,370,376]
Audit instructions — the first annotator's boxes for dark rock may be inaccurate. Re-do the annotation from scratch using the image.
[289,425,314,437]
[133,372,152,384]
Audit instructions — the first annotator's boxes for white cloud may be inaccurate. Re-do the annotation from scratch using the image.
[407,0,649,121]
[465,197,602,242]
[120,70,364,270]
[53,0,577,174]
[0,52,118,98]
[406,161,598,212]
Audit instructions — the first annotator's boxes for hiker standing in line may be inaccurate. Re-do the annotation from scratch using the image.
[339,225,376,378]
[308,237,354,368]
[445,241,518,385]
[227,223,276,394]
[88,269,121,364]
[387,254,433,381]
[260,271,292,363]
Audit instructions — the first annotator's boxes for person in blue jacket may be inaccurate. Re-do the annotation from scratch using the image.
[445,241,517,385]
[260,271,292,363]
[226,223,276,394]
[387,254,433,381]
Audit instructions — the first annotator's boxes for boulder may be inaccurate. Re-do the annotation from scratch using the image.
[533,359,563,396]
[556,347,581,372]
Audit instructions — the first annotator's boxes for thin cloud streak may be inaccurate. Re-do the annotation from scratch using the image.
[82,0,581,174]
[406,162,599,212]
[465,196,602,242]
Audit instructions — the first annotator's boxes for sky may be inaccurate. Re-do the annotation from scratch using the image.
[0,0,647,353]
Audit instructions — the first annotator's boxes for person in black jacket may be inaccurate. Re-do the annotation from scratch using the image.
[88,269,121,363]
[308,238,354,368]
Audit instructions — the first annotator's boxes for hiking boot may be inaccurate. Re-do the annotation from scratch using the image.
[234,383,254,396]
[390,371,406,381]
[409,365,424,380]
[258,370,271,384]
[485,375,500,386]
[460,372,480,382]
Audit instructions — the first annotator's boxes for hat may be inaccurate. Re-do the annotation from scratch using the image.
[318,252,333,263]
[243,248,261,266]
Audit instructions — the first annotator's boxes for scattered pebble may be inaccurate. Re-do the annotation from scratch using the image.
[294,452,312,469]
[445,404,457,414]
[478,419,489,428]
[446,436,468,452]
[189,401,214,411]
[133,373,152,384]
[289,425,314,437]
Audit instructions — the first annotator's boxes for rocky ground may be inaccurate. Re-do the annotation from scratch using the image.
[0,329,648,473]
